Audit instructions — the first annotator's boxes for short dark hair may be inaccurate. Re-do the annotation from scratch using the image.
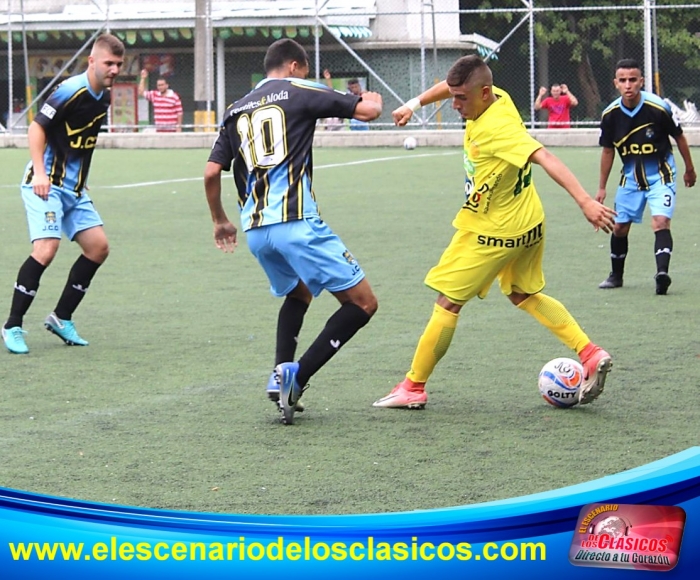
[93,33,125,57]
[446,55,489,87]
[264,39,309,73]
[616,58,641,72]
[347,78,360,85]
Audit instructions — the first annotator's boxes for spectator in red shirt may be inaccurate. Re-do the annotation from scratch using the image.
[138,69,183,132]
[534,83,578,128]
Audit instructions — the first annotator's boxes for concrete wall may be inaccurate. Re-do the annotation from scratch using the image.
[4,129,700,150]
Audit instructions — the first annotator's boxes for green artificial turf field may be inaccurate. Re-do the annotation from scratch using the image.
[1,146,698,514]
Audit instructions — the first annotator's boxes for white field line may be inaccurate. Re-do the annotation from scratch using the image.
[0,151,457,190]
[101,151,457,190]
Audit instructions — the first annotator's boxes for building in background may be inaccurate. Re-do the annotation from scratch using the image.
[0,0,494,131]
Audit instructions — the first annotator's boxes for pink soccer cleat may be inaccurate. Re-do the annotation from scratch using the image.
[578,344,612,405]
[373,378,427,409]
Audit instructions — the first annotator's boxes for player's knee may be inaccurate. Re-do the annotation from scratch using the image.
[88,241,110,264]
[369,297,379,317]
[98,242,110,262]
[508,291,530,306]
[651,218,670,232]
[288,282,313,304]
[32,251,56,268]
[360,293,378,317]
[31,241,60,266]
[613,223,631,237]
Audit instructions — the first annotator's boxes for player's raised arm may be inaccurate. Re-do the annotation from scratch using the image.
[534,86,547,111]
[530,147,616,233]
[138,69,149,98]
[392,80,452,126]
[353,91,383,122]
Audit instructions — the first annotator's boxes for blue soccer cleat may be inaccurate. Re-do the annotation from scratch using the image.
[2,325,29,354]
[44,313,89,346]
[275,362,304,425]
[266,369,304,413]
[266,371,280,401]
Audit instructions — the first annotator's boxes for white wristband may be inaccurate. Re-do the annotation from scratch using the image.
[405,97,422,112]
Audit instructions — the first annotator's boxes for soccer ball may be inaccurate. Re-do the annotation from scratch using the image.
[403,136,417,150]
[537,357,583,408]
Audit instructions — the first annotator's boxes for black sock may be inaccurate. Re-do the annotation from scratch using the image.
[654,229,673,274]
[275,296,309,366]
[54,255,102,321]
[5,256,47,329]
[610,234,628,278]
[297,302,372,386]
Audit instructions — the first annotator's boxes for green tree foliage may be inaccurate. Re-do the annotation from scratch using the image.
[460,1,700,117]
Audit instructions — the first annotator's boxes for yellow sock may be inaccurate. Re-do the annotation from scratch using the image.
[406,303,459,383]
[517,293,590,353]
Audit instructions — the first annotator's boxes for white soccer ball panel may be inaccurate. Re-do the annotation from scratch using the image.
[537,357,583,408]
[403,136,417,150]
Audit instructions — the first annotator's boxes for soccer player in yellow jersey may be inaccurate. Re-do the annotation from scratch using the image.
[373,55,617,409]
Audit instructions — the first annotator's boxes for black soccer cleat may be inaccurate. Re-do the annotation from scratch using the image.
[655,272,672,295]
[598,273,623,289]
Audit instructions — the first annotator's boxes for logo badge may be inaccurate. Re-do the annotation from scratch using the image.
[463,153,475,177]
[342,250,357,266]
[40,103,57,119]
[569,503,686,571]
[45,211,57,223]
[342,250,360,276]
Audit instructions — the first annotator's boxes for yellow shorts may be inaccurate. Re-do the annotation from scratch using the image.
[424,222,546,304]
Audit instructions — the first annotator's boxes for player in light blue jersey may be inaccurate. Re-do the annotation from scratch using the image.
[2,34,125,355]
[205,39,383,424]
[596,59,696,295]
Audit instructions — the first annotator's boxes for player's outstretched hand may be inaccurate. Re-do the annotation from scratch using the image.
[684,168,697,187]
[392,105,413,127]
[213,221,237,253]
[582,198,616,233]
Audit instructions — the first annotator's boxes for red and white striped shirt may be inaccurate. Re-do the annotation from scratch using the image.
[144,89,183,132]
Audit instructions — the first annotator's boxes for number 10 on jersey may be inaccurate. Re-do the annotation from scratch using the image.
[237,107,288,170]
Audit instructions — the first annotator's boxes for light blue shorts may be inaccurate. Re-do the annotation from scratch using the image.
[245,217,365,297]
[614,181,676,224]
[22,184,103,242]
[349,118,369,131]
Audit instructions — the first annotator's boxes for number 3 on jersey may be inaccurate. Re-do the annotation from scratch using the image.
[237,106,287,170]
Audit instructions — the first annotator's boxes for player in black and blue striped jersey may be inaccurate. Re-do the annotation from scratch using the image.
[596,58,696,295]
[2,33,125,355]
[204,38,383,424]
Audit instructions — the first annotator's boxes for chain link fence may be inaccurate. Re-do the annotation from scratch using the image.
[2,1,700,133]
